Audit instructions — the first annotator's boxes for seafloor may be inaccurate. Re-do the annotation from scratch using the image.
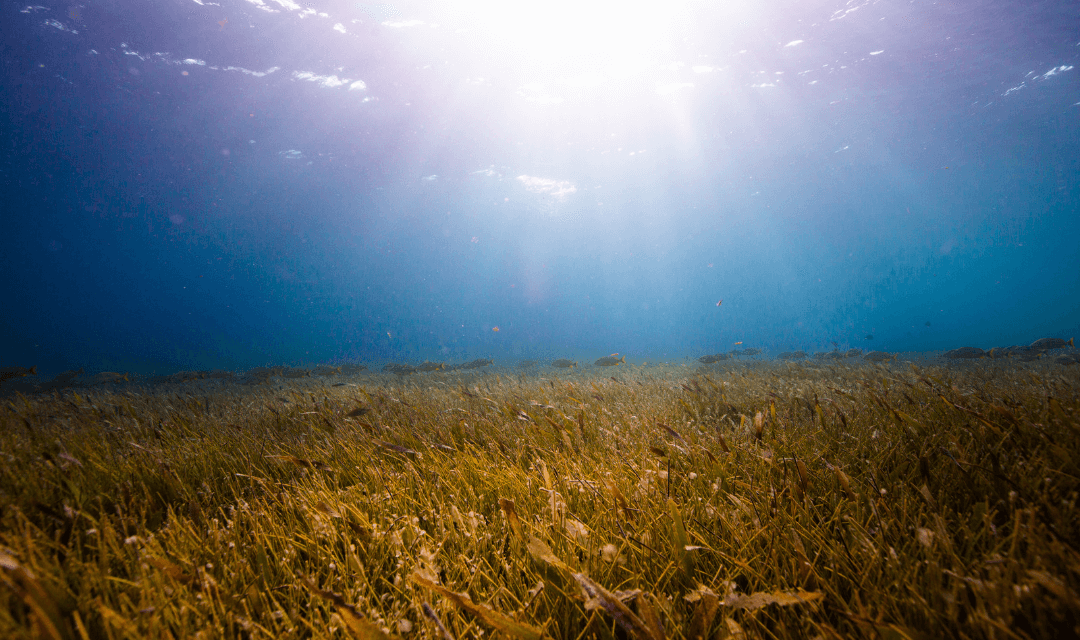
[1,356,1078,639]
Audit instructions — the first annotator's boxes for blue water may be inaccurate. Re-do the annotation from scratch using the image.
[2,0,1078,377]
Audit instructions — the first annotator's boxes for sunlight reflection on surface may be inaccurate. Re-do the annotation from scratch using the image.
[434,0,720,77]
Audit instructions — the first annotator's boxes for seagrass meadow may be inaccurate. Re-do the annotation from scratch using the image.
[1,360,1079,640]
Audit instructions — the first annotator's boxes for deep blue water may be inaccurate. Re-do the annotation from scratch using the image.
[2,0,1078,377]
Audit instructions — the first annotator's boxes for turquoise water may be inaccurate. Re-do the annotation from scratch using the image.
[2,1,1077,377]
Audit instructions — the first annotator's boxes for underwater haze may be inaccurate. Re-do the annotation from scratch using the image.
[2,0,1078,377]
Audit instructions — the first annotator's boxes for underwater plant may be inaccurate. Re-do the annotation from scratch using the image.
[1,358,1078,638]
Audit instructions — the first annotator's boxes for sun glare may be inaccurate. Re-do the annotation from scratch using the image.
[438,0,694,77]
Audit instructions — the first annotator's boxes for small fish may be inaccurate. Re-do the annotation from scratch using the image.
[552,359,577,369]
[925,321,931,327]
[943,347,985,359]
[1029,337,1074,350]
[716,300,723,307]
[863,351,894,362]
[346,407,370,418]
[218,18,227,29]
[734,341,743,345]
[989,345,1039,360]
[1055,354,1080,366]
[386,331,392,339]
[698,354,728,364]
[492,326,500,332]
[460,358,493,369]
[0,366,37,384]
[91,372,129,384]
[594,355,626,367]
[38,368,82,390]
[865,334,874,340]
[382,363,416,375]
